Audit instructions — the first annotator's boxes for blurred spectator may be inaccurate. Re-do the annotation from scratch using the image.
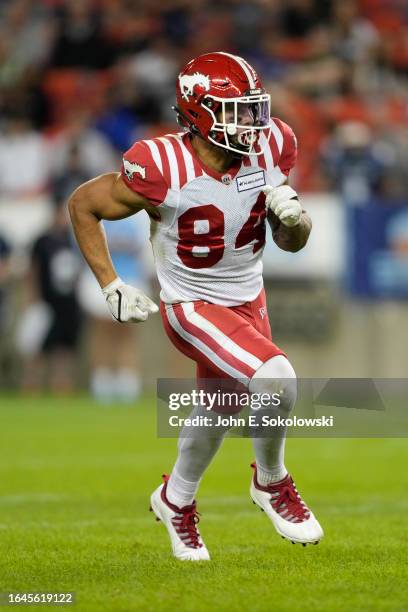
[280,0,322,38]
[101,0,159,56]
[18,200,83,393]
[77,214,152,404]
[0,0,54,87]
[53,143,90,204]
[50,109,118,178]
[331,0,380,64]
[187,3,234,59]
[372,125,408,201]
[1,68,51,130]
[0,112,50,198]
[49,0,115,69]
[0,112,52,249]
[231,1,266,55]
[284,25,349,98]
[0,0,407,193]
[161,1,192,48]
[16,142,89,393]
[321,121,389,204]
[126,39,179,121]
[93,69,161,152]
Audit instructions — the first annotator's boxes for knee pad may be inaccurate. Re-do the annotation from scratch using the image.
[248,355,297,415]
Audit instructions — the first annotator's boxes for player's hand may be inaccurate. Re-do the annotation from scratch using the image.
[263,185,302,228]
[102,277,159,323]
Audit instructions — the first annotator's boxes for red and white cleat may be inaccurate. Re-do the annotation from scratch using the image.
[150,475,210,561]
[250,463,324,545]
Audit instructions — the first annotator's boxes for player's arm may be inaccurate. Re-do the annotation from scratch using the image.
[264,118,311,252]
[68,172,157,287]
[266,189,312,253]
[68,172,159,322]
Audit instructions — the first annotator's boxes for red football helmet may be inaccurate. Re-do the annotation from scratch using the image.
[174,51,271,156]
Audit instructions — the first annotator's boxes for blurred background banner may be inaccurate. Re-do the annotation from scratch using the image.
[0,0,407,398]
[348,200,408,298]
[263,193,345,280]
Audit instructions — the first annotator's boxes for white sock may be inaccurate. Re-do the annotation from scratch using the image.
[252,428,288,485]
[166,468,199,508]
[256,462,287,486]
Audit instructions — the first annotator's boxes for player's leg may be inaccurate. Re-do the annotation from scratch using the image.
[156,298,322,555]
[166,364,227,509]
[231,289,293,483]
[152,300,278,560]
[225,289,323,544]
[249,354,297,484]
[150,361,229,561]
[248,353,323,544]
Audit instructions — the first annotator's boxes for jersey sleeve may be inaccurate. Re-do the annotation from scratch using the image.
[274,118,298,177]
[121,141,168,206]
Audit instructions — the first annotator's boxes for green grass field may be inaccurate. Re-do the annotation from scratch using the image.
[0,395,407,611]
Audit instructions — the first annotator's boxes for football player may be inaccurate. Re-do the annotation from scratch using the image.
[68,52,323,561]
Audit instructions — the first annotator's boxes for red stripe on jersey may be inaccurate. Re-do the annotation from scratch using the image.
[153,138,171,186]
[181,132,206,178]
[160,303,228,378]
[243,156,251,167]
[172,303,256,379]
[253,141,266,169]
[275,119,297,176]
[195,298,282,364]
[258,153,266,169]
[168,136,187,188]
[268,131,280,167]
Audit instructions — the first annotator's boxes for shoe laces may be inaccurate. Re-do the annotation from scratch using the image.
[162,474,202,548]
[173,503,202,548]
[268,478,310,523]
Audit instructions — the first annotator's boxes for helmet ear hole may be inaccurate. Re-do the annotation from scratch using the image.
[173,105,198,132]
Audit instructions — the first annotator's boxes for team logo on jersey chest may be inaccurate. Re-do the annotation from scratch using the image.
[179,72,210,101]
[123,158,146,181]
[236,170,265,192]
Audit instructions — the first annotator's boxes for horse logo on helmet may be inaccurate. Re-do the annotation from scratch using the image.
[179,72,210,101]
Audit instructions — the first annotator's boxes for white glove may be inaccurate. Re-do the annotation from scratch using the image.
[102,277,159,323]
[263,184,302,227]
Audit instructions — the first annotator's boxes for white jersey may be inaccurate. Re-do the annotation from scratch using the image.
[121,119,297,307]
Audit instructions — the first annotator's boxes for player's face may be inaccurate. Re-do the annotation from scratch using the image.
[222,102,256,127]
[217,101,269,152]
